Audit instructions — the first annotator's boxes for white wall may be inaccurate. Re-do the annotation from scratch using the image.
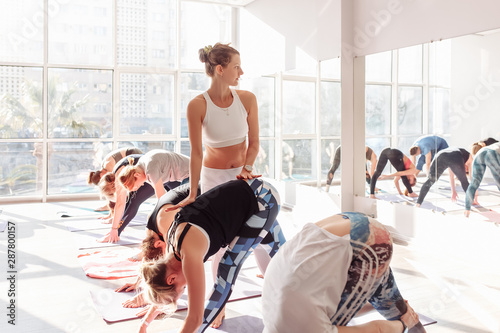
[352,0,500,57]
[449,32,500,147]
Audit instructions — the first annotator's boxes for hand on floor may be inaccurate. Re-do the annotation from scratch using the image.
[123,292,147,308]
[98,230,119,243]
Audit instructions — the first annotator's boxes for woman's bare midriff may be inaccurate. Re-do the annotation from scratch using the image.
[203,141,247,169]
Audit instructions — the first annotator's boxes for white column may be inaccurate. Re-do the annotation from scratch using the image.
[340,0,366,211]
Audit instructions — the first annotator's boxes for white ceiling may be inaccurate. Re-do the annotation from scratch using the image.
[244,0,500,60]
[245,0,341,61]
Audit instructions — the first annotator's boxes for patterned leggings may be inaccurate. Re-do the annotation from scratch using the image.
[331,212,407,326]
[199,178,285,332]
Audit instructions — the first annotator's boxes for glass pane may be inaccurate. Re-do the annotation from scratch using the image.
[48,68,113,138]
[48,0,113,66]
[0,142,39,197]
[283,81,315,135]
[180,72,210,138]
[256,139,274,178]
[366,51,392,82]
[282,139,316,181]
[180,2,231,69]
[429,88,450,134]
[320,58,341,80]
[180,141,191,157]
[284,47,317,76]
[398,86,422,135]
[320,81,341,136]
[90,141,113,169]
[429,40,451,87]
[396,135,420,155]
[366,85,391,136]
[365,137,391,158]
[117,0,177,67]
[365,137,392,176]
[240,9,285,76]
[0,66,43,139]
[48,142,98,195]
[398,45,422,84]
[118,141,175,152]
[0,0,43,63]
[120,73,174,135]
[239,77,275,137]
[322,139,340,181]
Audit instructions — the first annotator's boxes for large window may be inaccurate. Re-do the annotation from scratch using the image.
[0,1,342,200]
[365,41,451,194]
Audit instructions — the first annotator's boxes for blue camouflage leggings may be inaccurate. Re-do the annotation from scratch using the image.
[199,178,285,332]
[331,212,407,326]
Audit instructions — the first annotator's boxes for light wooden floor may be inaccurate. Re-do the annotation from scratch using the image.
[0,180,499,333]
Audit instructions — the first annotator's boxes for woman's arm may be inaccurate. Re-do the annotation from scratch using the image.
[394,176,403,195]
[152,178,166,199]
[100,179,127,243]
[383,167,416,178]
[238,90,261,180]
[449,170,458,202]
[168,98,204,212]
[137,304,161,333]
[178,228,209,333]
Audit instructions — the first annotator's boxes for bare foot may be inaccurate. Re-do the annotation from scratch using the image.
[256,273,264,279]
[210,307,225,328]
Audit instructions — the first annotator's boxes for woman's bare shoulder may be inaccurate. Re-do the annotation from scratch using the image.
[234,89,257,108]
[187,94,207,113]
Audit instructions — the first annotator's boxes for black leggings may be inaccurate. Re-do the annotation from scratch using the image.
[370,148,412,195]
[117,181,180,235]
[327,146,370,185]
[417,151,469,205]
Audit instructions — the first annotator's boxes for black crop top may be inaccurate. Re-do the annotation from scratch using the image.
[168,179,259,262]
[146,183,192,241]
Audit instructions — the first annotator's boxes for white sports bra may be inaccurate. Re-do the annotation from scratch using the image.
[202,89,249,148]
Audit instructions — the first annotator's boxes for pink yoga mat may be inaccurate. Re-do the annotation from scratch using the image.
[78,249,140,279]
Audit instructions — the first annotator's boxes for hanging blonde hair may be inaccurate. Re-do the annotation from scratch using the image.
[98,172,116,201]
[140,258,179,315]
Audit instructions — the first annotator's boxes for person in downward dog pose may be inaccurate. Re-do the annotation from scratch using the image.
[416,147,473,207]
[262,212,423,333]
[325,145,378,192]
[98,151,189,244]
[138,178,285,333]
[465,142,500,217]
[117,149,190,199]
[87,146,143,211]
[369,148,418,199]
